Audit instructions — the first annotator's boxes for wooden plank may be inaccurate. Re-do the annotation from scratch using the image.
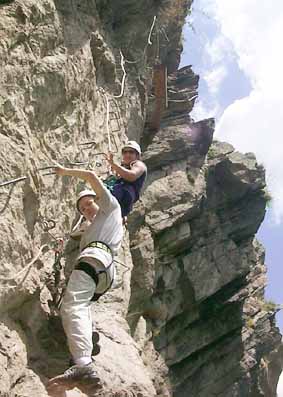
[150,64,167,131]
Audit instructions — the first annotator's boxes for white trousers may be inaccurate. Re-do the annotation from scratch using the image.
[60,269,96,361]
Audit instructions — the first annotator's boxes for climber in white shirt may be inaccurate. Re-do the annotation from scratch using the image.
[48,165,123,391]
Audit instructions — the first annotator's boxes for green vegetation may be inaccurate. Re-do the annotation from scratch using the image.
[263,189,273,207]
[262,300,278,312]
[246,317,255,329]
[207,146,217,159]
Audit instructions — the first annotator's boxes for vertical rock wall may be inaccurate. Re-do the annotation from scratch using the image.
[128,68,283,396]
[0,0,190,395]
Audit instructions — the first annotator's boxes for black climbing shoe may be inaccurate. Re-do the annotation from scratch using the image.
[48,362,100,387]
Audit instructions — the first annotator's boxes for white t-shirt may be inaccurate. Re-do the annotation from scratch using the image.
[78,184,123,268]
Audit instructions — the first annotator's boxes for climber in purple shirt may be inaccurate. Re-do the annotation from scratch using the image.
[104,141,147,218]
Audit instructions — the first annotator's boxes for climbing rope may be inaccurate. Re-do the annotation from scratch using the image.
[0,244,48,287]
[93,15,162,163]
[123,15,158,65]
[148,16,157,45]
[113,50,126,99]
[97,17,158,153]
[105,93,112,152]
[71,214,84,234]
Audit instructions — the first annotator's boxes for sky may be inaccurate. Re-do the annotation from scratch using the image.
[180,0,283,393]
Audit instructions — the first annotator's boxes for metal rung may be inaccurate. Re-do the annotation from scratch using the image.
[79,141,97,149]
[0,176,27,188]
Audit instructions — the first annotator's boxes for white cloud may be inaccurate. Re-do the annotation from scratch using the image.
[200,27,232,98]
[191,99,220,122]
[204,35,233,64]
[192,0,283,223]
[204,65,227,94]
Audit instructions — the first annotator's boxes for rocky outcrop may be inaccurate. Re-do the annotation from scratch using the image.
[0,0,282,396]
[128,73,283,396]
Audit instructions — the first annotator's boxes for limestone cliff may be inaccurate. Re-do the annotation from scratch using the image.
[0,1,282,396]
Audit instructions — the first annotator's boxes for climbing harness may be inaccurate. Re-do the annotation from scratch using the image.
[83,241,112,256]
[77,240,114,302]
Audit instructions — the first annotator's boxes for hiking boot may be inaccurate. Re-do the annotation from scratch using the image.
[48,362,100,387]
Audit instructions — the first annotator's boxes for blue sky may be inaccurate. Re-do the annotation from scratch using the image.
[180,2,283,390]
[182,1,283,223]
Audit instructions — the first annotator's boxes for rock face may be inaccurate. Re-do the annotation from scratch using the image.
[0,1,282,396]
[129,128,282,396]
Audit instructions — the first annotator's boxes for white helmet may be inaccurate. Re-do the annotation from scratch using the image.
[76,189,97,212]
[122,141,141,156]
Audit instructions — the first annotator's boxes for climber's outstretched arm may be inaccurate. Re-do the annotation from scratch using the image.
[54,165,104,198]
[104,154,146,182]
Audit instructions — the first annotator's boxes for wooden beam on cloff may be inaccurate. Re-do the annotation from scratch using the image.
[150,64,168,131]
